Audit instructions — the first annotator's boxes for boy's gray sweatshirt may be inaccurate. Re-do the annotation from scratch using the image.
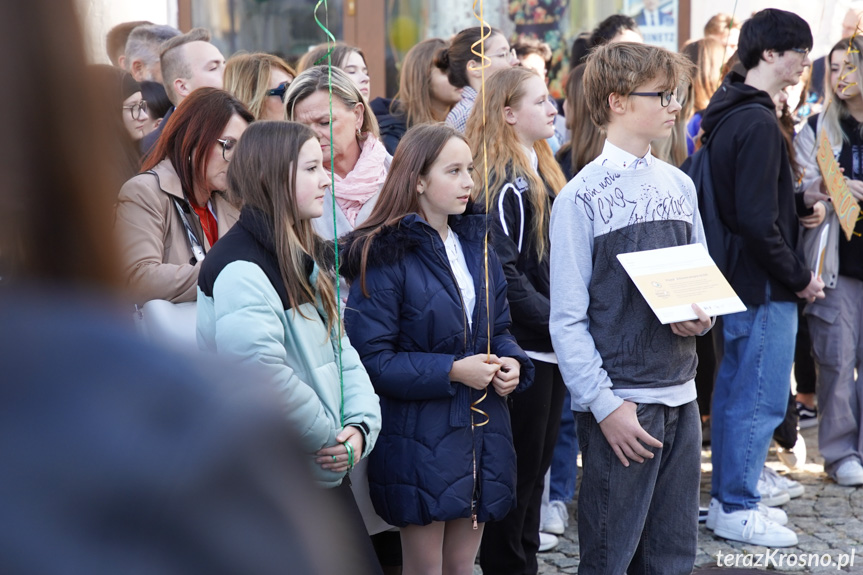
[549,156,707,422]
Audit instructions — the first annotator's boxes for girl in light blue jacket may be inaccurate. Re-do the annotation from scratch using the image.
[196,121,383,570]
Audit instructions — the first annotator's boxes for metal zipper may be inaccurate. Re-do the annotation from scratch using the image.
[425,226,482,528]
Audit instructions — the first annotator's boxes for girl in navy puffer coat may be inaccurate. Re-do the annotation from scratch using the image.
[342,123,534,575]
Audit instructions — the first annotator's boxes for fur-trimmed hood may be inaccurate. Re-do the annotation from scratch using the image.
[339,211,488,282]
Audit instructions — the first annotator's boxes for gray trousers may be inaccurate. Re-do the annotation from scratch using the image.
[805,274,863,476]
[575,400,701,575]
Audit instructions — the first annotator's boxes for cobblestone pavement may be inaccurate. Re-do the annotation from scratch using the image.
[475,425,863,573]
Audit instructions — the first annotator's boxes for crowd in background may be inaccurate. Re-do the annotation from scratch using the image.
[4,2,863,574]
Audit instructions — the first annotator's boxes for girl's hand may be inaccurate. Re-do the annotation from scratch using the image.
[802,180,830,207]
[492,357,520,396]
[450,354,501,390]
[315,426,364,473]
[800,201,826,229]
[847,179,863,202]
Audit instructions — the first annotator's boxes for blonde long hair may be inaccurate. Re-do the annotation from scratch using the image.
[822,36,863,146]
[465,66,566,259]
[224,52,296,120]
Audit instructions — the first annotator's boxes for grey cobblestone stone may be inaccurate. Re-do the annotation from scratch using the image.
[505,425,863,574]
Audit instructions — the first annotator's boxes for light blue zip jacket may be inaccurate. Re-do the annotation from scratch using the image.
[196,208,381,487]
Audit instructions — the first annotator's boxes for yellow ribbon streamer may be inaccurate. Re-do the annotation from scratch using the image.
[470,1,492,428]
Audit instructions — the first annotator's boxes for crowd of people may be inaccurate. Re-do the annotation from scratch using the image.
[5,1,863,574]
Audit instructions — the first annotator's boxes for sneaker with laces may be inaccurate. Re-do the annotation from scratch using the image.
[776,433,807,470]
[796,401,817,429]
[538,532,559,552]
[705,498,787,530]
[713,507,798,547]
[834,459,863,486]
[539,500,568,535]
[757,468,791,506]
[762,465,804,498]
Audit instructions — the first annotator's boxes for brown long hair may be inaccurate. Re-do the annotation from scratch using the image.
[142,88,254,203]
[347,123,466,296]
[394,38,451,126]
[297,43,366,75]
[439,26,504,89]
[227,121,340,333]
[682,38,725,114]
[466,67,566,259]
[0,0,119,287]
[562,64,605,174]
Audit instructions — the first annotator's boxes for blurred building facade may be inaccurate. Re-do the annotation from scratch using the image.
[79,0,853,100]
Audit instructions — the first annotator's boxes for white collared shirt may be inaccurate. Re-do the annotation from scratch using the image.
[444,227,475,328]
[522,144,539,176]
[596,139,654,171]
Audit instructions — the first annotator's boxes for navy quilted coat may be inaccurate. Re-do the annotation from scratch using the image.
[342,213,534,527]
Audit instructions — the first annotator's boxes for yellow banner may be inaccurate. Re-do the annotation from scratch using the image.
[817,130,860,241]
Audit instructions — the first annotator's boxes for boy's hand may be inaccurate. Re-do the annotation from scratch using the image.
[670,303,711,337]
[796,272,825,303]
[598,401,663,467]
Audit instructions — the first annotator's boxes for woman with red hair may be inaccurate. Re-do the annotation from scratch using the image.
[115,87,253,303]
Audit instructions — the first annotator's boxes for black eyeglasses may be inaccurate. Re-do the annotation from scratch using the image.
[216,137,237,161]
[789,47,810,57]
[122,100,148,121]
[629,89,679,108]
[267,81,290,102]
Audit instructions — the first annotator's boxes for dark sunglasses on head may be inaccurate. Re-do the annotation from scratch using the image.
[267,81,290,102]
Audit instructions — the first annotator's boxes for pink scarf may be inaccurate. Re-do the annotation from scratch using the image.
[333,135,389,226]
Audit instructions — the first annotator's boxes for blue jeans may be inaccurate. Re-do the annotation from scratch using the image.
[576,401,701,574]
[549,389,578,502]
[711,294,797,512]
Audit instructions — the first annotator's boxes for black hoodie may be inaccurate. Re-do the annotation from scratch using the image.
[700,71,810,305]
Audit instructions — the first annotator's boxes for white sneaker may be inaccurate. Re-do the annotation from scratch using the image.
[540,500,568,535]
[538,532,559,552]
[757,468,791,506]
[762,466,804,498]
[705,498,787,530]
[713,507,798,547]
[834,459,863,486]
[776,434,807,470]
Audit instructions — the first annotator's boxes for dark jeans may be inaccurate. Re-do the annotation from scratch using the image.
[480,360,566,575]
[576,401,701,575]
[549,388,579,502]
[795,301,817,395]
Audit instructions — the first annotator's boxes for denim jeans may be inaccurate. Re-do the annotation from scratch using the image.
[576,401,701,575]
[549,389,578,502]
[710,294,797,512]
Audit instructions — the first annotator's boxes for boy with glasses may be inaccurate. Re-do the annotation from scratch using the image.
[699,8,823,547]
[550,42,709,574]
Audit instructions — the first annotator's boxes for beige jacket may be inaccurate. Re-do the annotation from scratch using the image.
[116,159,240,303]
